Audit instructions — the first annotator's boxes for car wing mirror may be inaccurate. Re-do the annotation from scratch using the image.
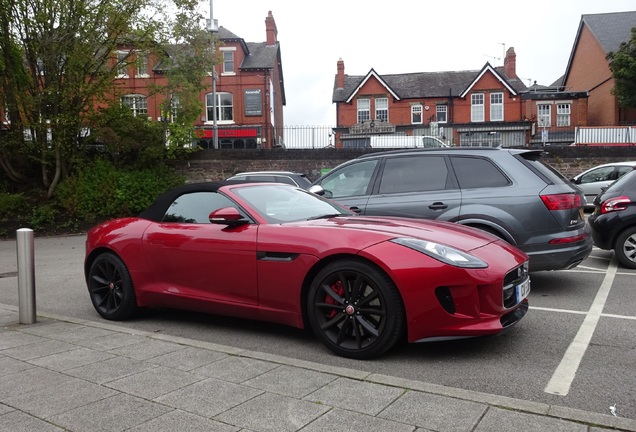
[209,207,249,227]
[308,185,325,196]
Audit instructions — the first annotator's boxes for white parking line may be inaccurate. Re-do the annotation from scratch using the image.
[530,306,587,315]
[544,256,618,396]
[531,306,636,320]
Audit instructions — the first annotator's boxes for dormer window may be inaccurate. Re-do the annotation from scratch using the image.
[220,47,236,75]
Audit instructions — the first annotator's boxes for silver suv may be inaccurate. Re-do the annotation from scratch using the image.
[311,147,592,272]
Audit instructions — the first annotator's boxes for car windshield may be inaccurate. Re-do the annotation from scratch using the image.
[232,184,352,223]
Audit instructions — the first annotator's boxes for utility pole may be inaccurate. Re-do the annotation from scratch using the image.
[207,0,219,149]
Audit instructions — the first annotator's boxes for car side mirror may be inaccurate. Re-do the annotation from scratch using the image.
[308,185,325,196]
[209,207,249,227]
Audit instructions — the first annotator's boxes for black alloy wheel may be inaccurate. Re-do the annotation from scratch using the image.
[307,259,405,359]
[88,252,138,320]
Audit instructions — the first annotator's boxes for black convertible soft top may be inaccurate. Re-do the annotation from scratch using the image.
[138,181,231,222]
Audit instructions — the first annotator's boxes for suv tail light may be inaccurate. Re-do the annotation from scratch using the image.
[540,193,582,211]
[600,196,631,214]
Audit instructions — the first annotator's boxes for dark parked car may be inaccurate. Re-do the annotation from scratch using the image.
[226,171,312,189]
[570,161,636,209]
[310,147,592,272]
[85,182,530,359]
[588,170,636,269]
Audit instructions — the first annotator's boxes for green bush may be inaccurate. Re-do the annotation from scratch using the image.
[0,193,28,221]
[28,204,58,231]
[57,159,184,222]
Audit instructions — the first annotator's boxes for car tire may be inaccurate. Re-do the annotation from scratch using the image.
[307,259,405,359]
[615,227,636,269]
[88,252,138,320]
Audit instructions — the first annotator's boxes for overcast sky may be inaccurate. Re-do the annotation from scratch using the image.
[211,0,635,126]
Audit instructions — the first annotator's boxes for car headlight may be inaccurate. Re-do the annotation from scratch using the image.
[390,238,488,268]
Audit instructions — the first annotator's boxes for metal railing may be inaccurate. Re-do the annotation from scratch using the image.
[205,123,635,150]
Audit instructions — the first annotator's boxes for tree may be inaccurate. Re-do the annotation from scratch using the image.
[0,0,213,197]
[149,6,218,155]
[607,27,636,109]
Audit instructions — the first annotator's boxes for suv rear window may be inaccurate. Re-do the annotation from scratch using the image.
[450,156,510,188]
[516,153,563,185]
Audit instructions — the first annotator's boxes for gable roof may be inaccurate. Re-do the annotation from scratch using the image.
[333,65,526,103]
[345,69,400,103]
[219,26,286,106]
[563,11,636,83]
[459,63,518,98]
[583,11,636,54]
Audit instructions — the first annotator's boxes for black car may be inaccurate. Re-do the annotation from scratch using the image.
[310,147,592,272]
[588,170,636,269]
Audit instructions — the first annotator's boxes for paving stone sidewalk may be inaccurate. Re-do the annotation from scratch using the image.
[1,304,635,432]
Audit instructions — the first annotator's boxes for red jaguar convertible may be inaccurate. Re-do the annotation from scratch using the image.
[85,182,530,359]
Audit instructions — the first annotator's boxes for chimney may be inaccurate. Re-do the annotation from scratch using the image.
[337,58,345,89]
[504,47,517,78]
[265,11,277,45]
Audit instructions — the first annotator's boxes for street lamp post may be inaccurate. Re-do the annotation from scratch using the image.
[207,0,219,149]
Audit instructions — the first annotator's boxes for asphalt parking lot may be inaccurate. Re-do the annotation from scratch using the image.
[0,234,635,421]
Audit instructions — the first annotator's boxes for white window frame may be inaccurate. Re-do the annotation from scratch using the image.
[537,103,551,127]
[121,94,147,117]
[136,51,149,77]
[375,97,388,122]
[206,92,234,123]
[170,96,180,122]
[490,92,504,121]
[357,98,370,123]
[471,93,485,122]
[220,47,236,75]
[116,51,129,78]
[411,104,423,124]
[556,103,571,127]
[436,105,447,123]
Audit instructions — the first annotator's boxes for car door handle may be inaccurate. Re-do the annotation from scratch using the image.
[428,202,448,210]
[348,206,362,214]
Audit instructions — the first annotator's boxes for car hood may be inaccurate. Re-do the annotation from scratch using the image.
[287,216,499,252]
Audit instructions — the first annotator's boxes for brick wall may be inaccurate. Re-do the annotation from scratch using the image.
[175,147,636,183]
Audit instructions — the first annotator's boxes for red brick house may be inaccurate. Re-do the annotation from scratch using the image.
[562,10,636,125]
[332,47,593,148]
[112,11,286,149]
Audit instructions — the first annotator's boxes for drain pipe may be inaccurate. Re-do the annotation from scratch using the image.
[16,228,36,324]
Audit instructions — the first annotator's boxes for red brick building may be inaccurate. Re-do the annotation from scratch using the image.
[332,46,591,148]
[562,11,636,125]
[112,11,286,149]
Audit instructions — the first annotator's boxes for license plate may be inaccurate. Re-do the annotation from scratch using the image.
[516,278,531,303]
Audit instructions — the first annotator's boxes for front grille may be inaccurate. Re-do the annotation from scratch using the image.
[503,262,529,309]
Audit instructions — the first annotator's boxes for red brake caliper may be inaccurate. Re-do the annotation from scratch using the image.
[326,280,344,318]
